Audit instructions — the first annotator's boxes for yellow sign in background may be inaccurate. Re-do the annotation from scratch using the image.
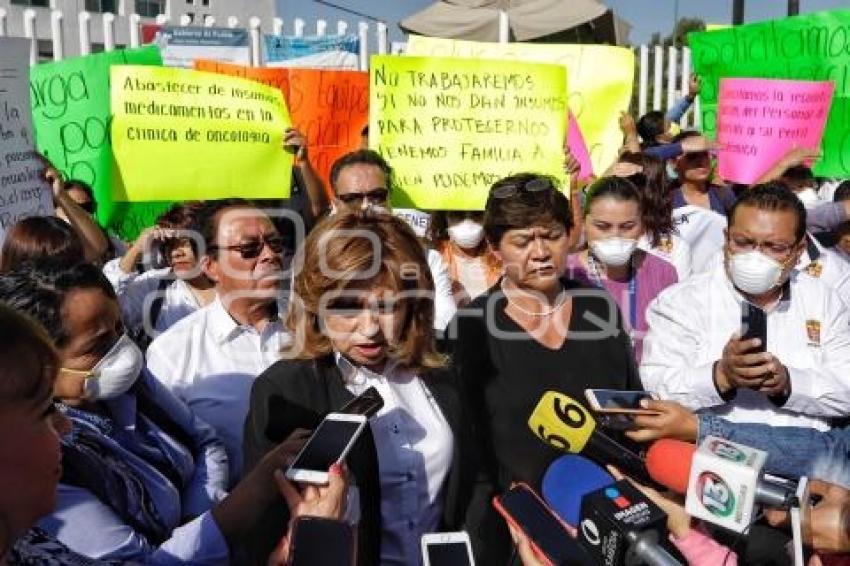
[370,55,567,210]
[111,65,292,201]
[405,35,634,177]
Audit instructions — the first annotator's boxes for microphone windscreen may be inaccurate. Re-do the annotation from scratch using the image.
[542,455,613,526]
[528,391,596,454]
[645,439,696,495]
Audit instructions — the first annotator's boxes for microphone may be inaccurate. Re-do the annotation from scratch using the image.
[646,437,799,533]
[528,391,654,484]
[542,456,682,566]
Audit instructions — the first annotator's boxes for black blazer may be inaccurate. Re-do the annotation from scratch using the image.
[240,355,475,566]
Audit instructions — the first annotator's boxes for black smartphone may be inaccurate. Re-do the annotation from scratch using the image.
[288,516,355,566]
[338,386,384,418]
[741,302,767,353]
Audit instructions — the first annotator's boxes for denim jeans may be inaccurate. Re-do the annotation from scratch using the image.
[698,414,850,488]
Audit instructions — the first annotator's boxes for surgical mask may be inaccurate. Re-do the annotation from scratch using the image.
[727,250,787,295]
[796,188,820,209]
[82,334,144,400]
[590,237,638,267]
[447,219,485,249]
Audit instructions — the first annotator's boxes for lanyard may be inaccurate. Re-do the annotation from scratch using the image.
[587,254,639,333]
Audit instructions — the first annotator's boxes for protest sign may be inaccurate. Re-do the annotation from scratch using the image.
[405,35,633,175]
[155,26,250,68]
[567,110,593,181]
[29,45,165,240]
[717,78,833,184]
[195,60,368,193]
[264,34,359,69]
[0,38,53,242]
[690,9,850,176]
[370,55,567,210]
[111,66,292,201]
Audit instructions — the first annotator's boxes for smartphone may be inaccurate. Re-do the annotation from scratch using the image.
[584,389,659,415]
[286,412,367,484]
[741,302,767,353]
[338,386,384,418]
[288,516,355,566]
[421,531,475,566]
[493,483,584,566]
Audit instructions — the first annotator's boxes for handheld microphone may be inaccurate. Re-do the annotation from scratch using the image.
[646,438,799,533]
[528,391,653,484]
[542,456,681,566]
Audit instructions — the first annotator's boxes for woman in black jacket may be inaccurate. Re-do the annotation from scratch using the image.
[242,210,475,565]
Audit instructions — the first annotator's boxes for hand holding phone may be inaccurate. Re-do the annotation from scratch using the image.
[584,389,659,416]
[741,302,767,354]
[286,412,366,484]
[287,516,355,566]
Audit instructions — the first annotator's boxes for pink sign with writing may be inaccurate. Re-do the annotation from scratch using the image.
[717,77,834,184]
[567,110,594,181]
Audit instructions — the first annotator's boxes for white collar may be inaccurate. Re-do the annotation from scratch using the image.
[334,351,404,386]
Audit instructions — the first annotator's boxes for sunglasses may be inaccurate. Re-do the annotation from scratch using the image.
[210,233,286,259]
[490,177,554,199]
[337,188,389,205]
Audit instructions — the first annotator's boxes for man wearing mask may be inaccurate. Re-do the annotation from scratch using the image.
[641,183,850,430]
[145,200,291,482]
[328,150,457,330]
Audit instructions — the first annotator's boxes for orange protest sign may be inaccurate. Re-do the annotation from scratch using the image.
[195,60,368,194]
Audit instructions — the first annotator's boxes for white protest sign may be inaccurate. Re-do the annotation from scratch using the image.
[1,37,53,243]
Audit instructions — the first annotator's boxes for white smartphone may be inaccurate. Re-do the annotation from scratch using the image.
[286,412,367,484]
[421,531,475,566]
[584,389,659,415]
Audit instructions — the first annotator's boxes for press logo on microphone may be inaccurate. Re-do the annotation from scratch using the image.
[581,518,601,546]
[707,439,747,463]
[696,471,736,518]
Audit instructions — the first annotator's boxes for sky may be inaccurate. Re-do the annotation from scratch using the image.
[275,0,850,44]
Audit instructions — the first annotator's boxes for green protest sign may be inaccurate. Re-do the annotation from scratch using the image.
[690,9,850,176]
[29,45,171,240]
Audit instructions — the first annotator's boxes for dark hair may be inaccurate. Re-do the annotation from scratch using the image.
[0,301,58,408]
[0,262,116,347]
[64,179,96,211]
[0,216,85,273]
[834,181,850,202]
[636,111,666,147]
[584,176,643,215]
[483,173,572,246]
[729,182,807,243]
[671,130,701,144]
[618,152,674,246]
[329,149,393,194]
[198,198,254,257]
[156,201,204,231]
[781,165,816,191]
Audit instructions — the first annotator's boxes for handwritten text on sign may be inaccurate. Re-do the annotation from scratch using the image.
[111,66,292,201]
[0,37,53,241]
[369,55,567,210]
[718,78,834,184]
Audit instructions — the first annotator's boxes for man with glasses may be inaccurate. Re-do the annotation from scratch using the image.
[328,150,457,331]
[145,199,292,482]
[641,183,850,430]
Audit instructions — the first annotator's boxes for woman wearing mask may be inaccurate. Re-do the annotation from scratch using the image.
[0,262,229,561]
[0,302,349,565]
[449,173,642,564]
[566,176,678,363]
[429,210,502,305]
[244,210,474,566]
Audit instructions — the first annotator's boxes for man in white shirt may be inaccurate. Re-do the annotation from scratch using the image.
[328,150,457,331]
[146,200,291,482]
[641,183,850,431]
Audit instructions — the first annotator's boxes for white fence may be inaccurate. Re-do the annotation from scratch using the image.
[0,7,699,126]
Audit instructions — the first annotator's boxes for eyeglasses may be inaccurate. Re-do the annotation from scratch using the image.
[491,177,554,199]
[210,233,286,259]
[325,296,401,318]
[337,188,389,205]
[729,235,797,258]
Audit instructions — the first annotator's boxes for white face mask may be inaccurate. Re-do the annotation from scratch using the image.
[796,188,820,209]
[590,237,638,267]
[727,250,787,295]
[83,334,144,400]
[447,219,485,249]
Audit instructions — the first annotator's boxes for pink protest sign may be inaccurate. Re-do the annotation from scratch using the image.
[717,78,834,184]
[567,110,594,181]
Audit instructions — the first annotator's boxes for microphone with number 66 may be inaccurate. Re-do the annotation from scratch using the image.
[528,391,654,485]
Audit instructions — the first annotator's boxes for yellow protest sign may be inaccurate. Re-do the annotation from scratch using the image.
[370,55,567,210]
[110,65,292,201]
[405,35,634,175]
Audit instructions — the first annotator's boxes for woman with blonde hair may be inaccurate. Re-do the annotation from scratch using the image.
[243,210,474,566]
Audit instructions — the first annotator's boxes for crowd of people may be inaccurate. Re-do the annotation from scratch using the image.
[1,71,850,566]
